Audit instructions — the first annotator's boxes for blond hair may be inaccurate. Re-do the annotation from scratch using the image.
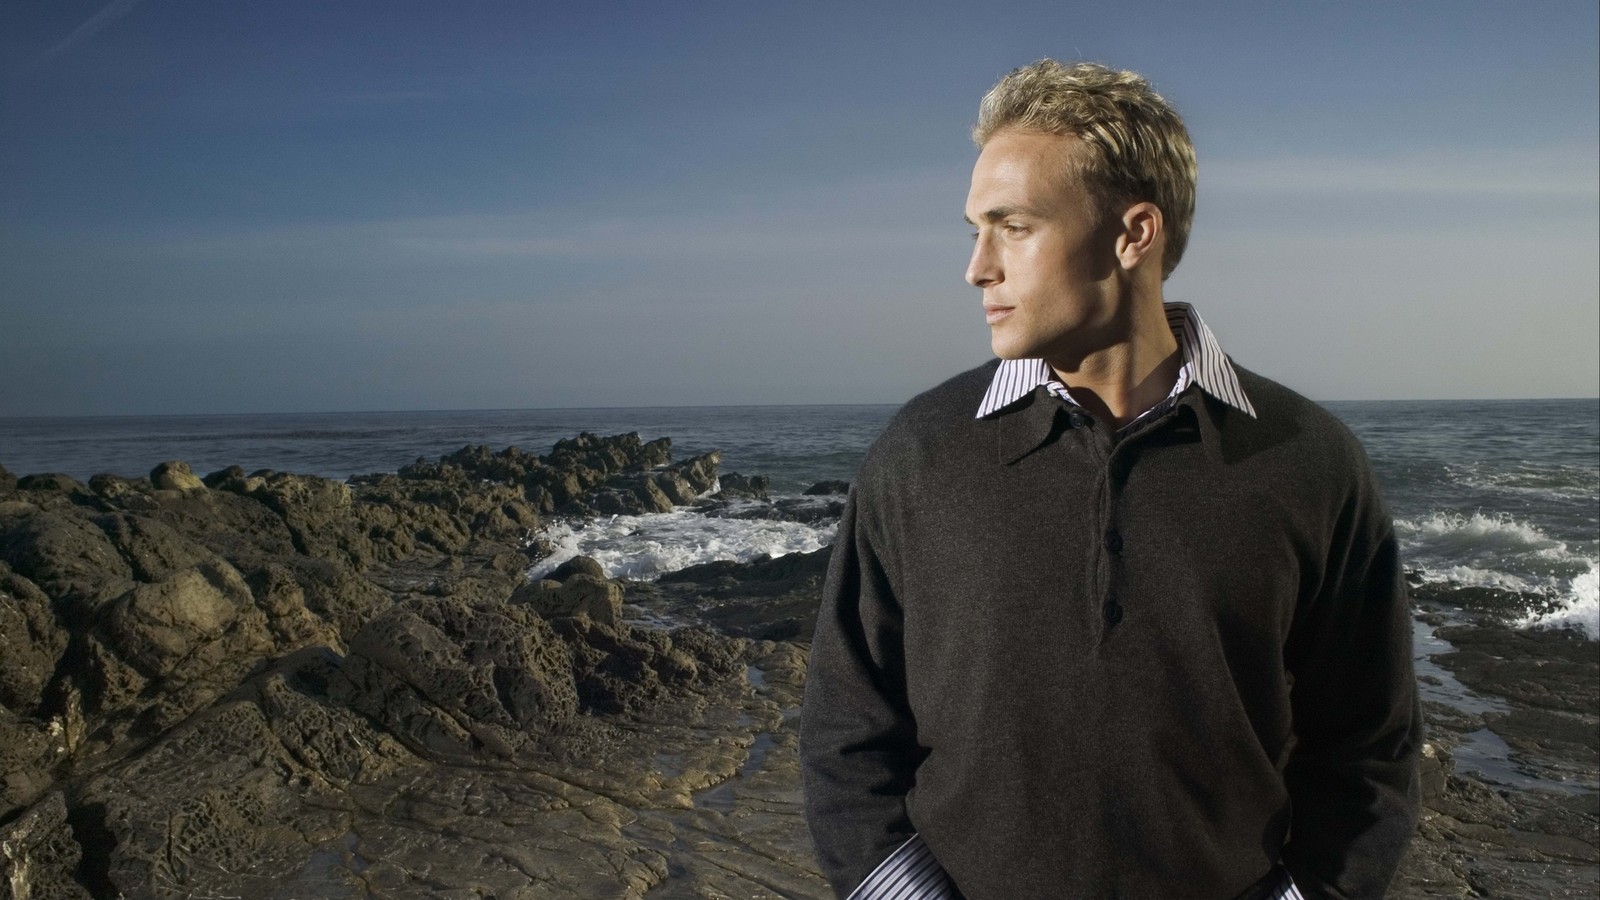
[974,60,1197,279]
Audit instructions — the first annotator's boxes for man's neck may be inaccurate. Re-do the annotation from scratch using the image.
[1046,297,1182,430]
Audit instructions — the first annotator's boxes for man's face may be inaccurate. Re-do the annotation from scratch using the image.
[964,129,1123,364]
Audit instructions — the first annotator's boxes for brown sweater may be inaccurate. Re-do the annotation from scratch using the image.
[800,360,1421,899]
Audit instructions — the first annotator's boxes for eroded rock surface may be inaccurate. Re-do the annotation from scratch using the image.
[0,435,832,898]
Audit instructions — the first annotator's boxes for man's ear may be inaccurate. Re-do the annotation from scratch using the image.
[1115,201,1163,272]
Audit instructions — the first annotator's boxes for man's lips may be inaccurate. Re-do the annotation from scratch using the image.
[984,304,1013,325]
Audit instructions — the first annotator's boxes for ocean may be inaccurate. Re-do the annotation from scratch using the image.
[2,399,1596,640]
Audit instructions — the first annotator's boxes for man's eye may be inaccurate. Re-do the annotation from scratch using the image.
[1004,223,1027,235]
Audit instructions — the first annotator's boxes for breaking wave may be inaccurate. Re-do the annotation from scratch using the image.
[530,504,836,582]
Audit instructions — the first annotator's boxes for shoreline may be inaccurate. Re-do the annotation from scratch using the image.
[0,439,1594,897]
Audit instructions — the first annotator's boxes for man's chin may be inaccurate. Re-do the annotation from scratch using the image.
[989,338,1035,361]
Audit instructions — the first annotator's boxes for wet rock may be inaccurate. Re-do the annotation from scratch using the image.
[550,555,606,582]
[700,495,845,525]
[804,479,850,495]
[716,472,770,500]
[149,460,205,492]
[643,546,832,641]
[1434,624,1599,715]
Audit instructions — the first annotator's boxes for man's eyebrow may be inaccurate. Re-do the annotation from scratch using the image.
[962,206,1031,225]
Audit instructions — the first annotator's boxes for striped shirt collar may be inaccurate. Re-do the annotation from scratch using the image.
[975,301,1257,422]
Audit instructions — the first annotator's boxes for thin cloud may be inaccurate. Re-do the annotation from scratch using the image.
[37,0,144,66]
[1203,146,1600,199]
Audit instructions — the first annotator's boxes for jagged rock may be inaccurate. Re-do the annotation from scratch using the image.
[0,793,91,900]
[335,596,579,763]
[553,618,743,716]
[511,574,623,628]
[0,462,15,494]
[249,473,370,568]
[149,460,205,492]
[0,562,67,715]
[87,474,158,510]
[716,472,770,500]
[804,480,850,495]
[550,555,606,582]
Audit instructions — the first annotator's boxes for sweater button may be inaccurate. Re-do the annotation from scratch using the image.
[1104,603,1124,625]
[1104,530,1124,553]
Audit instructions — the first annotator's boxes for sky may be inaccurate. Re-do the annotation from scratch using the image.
[1,0,1596,416]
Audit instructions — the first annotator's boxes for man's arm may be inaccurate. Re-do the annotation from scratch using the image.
[801,485,928,898]
[1281,459,1423,899]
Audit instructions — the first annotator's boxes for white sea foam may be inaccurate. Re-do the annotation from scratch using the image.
[1517,563,1600,641]
[531,505,836,582]
[1445,462,1600,502]
[1411,565,1541,594]
[1398,510,1598,641]
[1395,511,1563,555]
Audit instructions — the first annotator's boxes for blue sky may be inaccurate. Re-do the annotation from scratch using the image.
[2,0,1596,415]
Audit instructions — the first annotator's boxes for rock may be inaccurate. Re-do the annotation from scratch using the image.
[0,793,91,900]
[0,462,15,494]
[16,473,88,495]
[717,472,770,500]
[249,473,367,567]
[336,596,579,762]
[0,434,810,897]
[804,480,850,495]
[103,559,256,678]
[0,563,67,715]
[512,574,623,628]
[149,460,206,492]
[88,474,157,510]
[550,555,607,582]
[643,546,833,642]
[0,707,63,821]
[0,512,135,622]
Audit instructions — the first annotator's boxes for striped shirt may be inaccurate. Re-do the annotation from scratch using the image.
[852,302,1297,900]
[975,301,1258,423]
[850,834,1306,900]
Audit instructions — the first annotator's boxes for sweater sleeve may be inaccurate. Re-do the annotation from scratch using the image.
[800,483,928,898]
[1280,456,1423,899]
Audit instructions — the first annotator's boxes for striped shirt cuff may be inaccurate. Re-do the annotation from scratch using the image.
[845,832,1304,900]
[846,834,958,900]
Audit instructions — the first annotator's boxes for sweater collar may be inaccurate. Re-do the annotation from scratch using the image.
[976,302,1257,421]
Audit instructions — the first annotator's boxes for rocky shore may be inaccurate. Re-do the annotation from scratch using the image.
[0,435,1594,898]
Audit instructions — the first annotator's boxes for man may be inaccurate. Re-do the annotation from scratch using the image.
[800,60,1421,899]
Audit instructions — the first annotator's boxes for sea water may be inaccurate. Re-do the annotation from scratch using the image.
[3,399,1595,639]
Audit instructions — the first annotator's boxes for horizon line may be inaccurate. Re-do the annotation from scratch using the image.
[3,395,1600,422]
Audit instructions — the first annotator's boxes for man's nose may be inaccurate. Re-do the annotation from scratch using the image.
[966,235,1000,288]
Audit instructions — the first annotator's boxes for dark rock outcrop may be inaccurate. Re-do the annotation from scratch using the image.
[0,433,839,900]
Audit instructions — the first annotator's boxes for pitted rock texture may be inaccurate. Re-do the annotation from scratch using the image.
[0,433,837,899]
